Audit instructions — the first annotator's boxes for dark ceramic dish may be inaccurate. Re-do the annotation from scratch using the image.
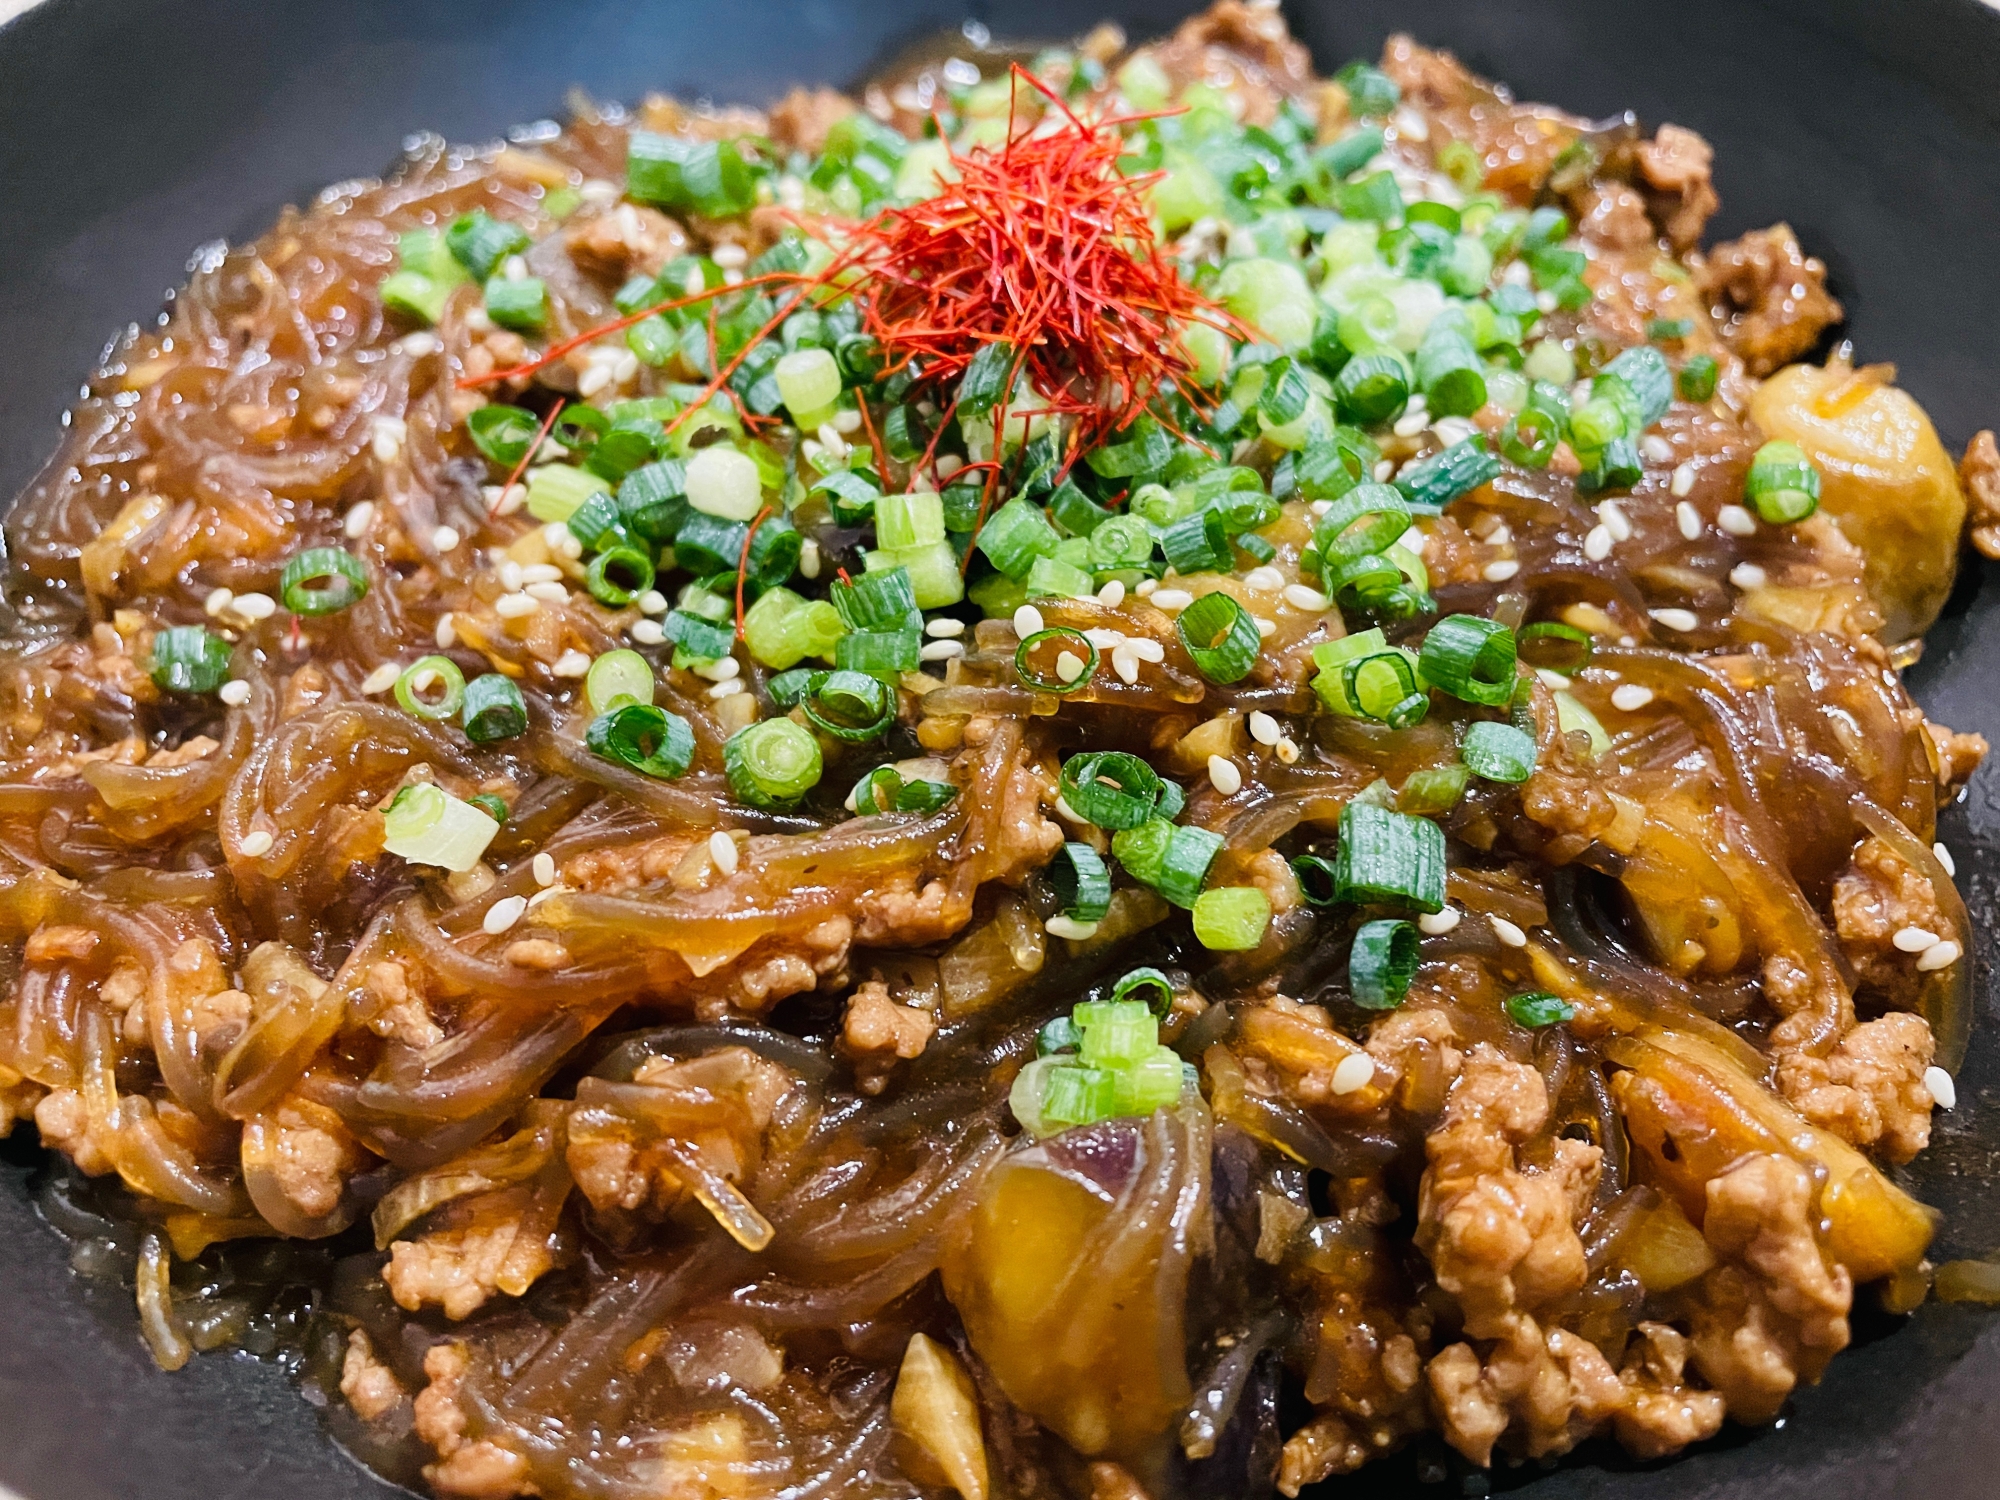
[3,1,1999,1496]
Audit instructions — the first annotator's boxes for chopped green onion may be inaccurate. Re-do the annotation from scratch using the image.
[1109,966,1175,1016]
[1051,842,1112,923]
[484,274,548,333]
[587,703,695,779]
[1504,991,1576,1028]
[618,459,689,540]
[445,211,531,281]
[835,628,920,677]
[381,783,501,872]
[954,340,1016,416]
[461,674,528,743]
[1744,439,1821,523]
[1647,316,1694,342]
[1577,435,1643,494]
[585,546,656,608]
[1603,345,1674,429]
[812,469,881,526]
[832,565,919,631]
[742,587,846,670]
[1292,853,1339,906]
[1517,621,1592,673]
[1349,918,1419,1009]
[1154,824,1224,908]
[1060,750,1164,831]
[1175,591,1261,684]
[1313,484,1411,567]
[149,625,232,696]
[1398,763,1470,814]
[395,655,466,721]
[1333,351,1410,426]
[1395,437,1502,512]
[466,793,510,824]
[1332,800,1447,912]
[1460,720,1537,783]
[1419,615,1517,707]
[279,548,368,616]
[1499,407,1560,469]
[875,490,946,551]
[1342,648,1430,728]
[774,347,842,419]
[467,404,543,468]
[1076,999,1155,1066]
[1414,319,1487,419]
[1158,508,1231,576]
[661,609,735,663]
[684,445,764,521]
[1016,627,1099,693]
[1677,353,1719,402]
[625,132,756,218]
[724,718,822,808]
[584,648,655,715]
[567,491,625,551]
[1335,60,1400,117]
[1192,886,1272,950]
[526,464,610,524]
[975,497,1062,581]
[800,669,894,742]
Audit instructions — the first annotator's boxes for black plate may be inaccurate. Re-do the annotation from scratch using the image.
[2,1,1998,1496]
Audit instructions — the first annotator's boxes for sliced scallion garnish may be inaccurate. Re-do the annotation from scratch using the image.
[1016,627,1099,693]
[586,703,695,780]
[1292,853,1339,907]
[1461,721,1537,783]
[585,546,656,608]
[1517,621,1592,674]
[381,783,500,872]
[149,625,232,696]
[1350,917,1419,1009]
[1059,751,1164,831]
[1744,439,1821,523]
[724,718,822,808]
[1418,615,1517,707]
[1109,966,1175,1016]
[800,669,895,742]
[1175,591,1260,684]
[395,655,466,721]
[462,674,527,743]
[584,649,654,717]
[279,547,368,616]
[1051,841,1112,923]
[1332,800,1447,912]
[1191,885,1271,951]
[1504,991,1576,1028]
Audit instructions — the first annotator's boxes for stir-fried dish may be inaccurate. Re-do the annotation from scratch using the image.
[5,4,1997,1495]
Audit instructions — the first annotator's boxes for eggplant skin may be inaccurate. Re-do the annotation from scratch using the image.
[1749,359,1968,642]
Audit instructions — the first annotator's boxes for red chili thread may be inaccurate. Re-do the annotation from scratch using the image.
[735,505,773,640]
[491,396,565,516]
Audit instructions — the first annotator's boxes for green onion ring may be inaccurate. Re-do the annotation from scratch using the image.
[585,545,656,608]
[1517,621,1593,674]
[1015,627,1100,694]
[1108,965,1175,1016]
[394,655,466,721]
[801,669,895,743]
[1175,591,1261,684]
[586,703,695,780]
[1418,614,1518,707]
[279,547,368,615]
[1050,841,1112,923]
[1059,750,1164,831]
[1350,918,1419,1009]
[1292,853,1341,907]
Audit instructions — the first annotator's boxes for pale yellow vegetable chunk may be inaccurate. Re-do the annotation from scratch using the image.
[1749,358,1966,641]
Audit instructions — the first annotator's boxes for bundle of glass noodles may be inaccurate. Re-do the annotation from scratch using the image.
[0,5,1991,1498]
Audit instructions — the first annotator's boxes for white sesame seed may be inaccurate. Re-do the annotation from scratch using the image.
[707,678,747,701]
[1373,459,1396,482]
[500,254,528,282]
[1641,434,1675,465]
[1310,499,1333,518]
[435,614,457,649]
[1110,647,1140,683]
[1893,926,1941,952]
[362,663,401,694]
[1330,1052,1377,1095]
[1597,500,1632,542]
[1718,504,1758,537]
[831,408,862,435]
[1433,417,1478,447]
[218,679,251,707]
[1248,710,1281,746]
[1126,637,1166,663]
[1483,560,1521,582]
[1392,410,1429,438]
[1535,289,1559,315]
[1583,524,1613,562]
[239,830,274,858]
[1097,578,1126,607]
[552,650,592,677]
[497,561,525,592]
[525,581,569,604]
[1925,1065,1958,1111]
[1253,616,1277,637]
[1150,588,1194,612]
[798,538,822,580]
[1419,907,1461,935]
[1207,755,1243,796]
[1083,628,1126,649]
[710,242,748,269]
[1729,562,1767,590]
[925,617,966,638]
[488,483,526,516]
[1397,525,1426,556]
[1486,523,1513,547]
[1275,736,1300,763]
[1135,578,1158,598]
[483,895,528,935]
[1244,565,1285,592]
[580,177,619,206]
[1610,683,1654,712]
[637,589,668,615]
[920,639,966,662]
[1491,915,1528,948]
[1012,604,1045,639]
[1670,462,1696,498]
[612,350,640,385]
[630,618,666,645]
[235,592,277,621]
[577,362,613,398]
[495,592,539,619]
[531,852,557,887]
[695,656,741,682]
[1917,939,1962,972]
[1283,583,1331,612]
[1934,842,1957,877]
[1536,668,1569,689]
[1045,914,1101,941]
[1650,607,1699,633]
[371,415,406,463]
[432,525,461,553]
[1675,501,1702,540]
[706,829,741,874]
[344,502,376,539]
[1055,650,1088,683]
[204,586,234,617]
